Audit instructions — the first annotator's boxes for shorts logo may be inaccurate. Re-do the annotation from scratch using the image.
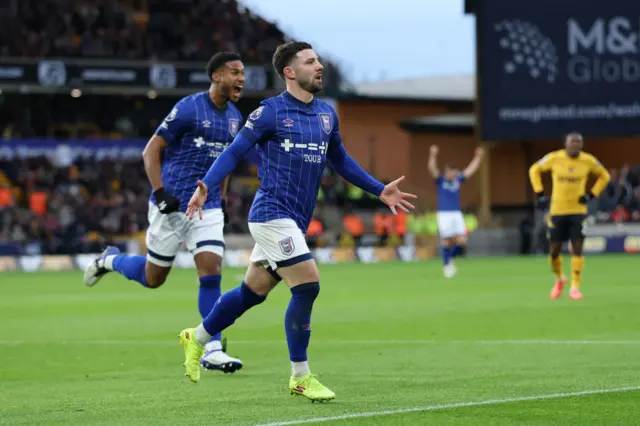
[278,237,295,256]
[148,233,158,247]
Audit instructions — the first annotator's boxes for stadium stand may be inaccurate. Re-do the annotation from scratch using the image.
[1,0,283,62]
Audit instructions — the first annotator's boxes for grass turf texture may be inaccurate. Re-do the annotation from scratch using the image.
[1,255,639,425]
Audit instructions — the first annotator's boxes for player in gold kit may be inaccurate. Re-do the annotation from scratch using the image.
[528,133,610,300]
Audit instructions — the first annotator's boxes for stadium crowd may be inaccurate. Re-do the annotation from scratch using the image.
[0,153,384,254]
[1,0,283,63]
[594,164,640,223]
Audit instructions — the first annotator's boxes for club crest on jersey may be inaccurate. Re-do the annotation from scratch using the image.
[229,119,239,136]
[283,118,294,127]
[319,113,332,134]
[202,120,211,128]
[278,236,295,256]
[249,106,264,121]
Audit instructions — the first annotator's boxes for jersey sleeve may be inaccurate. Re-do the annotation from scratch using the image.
[588,155,611,197]
[238,102,276,144]
[535,153,554,172]
[457,173,466,183]
[529,152,554,193]
[155,99,192,144]
[588,156,607,175]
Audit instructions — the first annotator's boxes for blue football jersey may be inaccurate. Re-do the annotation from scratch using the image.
[239,91,341,232]
[436,174,465,212]
[152,91,243,212]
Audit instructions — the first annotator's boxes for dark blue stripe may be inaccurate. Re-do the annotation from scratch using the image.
[147,249,175,262]
[196,240,225,249]
[266,266,282,283]
[275,252,313,269]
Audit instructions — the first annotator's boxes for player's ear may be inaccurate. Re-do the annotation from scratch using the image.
[283,66,295,80]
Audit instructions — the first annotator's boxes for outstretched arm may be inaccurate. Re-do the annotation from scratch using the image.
[462,147,484,178]
[188,104,274,219]
[201,133,255,190]
[428,145,440,179]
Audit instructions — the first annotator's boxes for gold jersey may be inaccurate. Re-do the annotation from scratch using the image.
[529,150,610,216]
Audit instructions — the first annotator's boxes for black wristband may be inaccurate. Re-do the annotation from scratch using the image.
[153,187,168,199]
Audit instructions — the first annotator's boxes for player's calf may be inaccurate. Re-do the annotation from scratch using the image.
[440,238,457,278]
[144,263,171,288]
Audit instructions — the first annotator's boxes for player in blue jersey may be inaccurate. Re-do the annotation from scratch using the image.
[83,52,245,373]
[176,41,417,401]
[428,145,484,278]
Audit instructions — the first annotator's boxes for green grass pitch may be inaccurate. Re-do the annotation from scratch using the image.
[1,255,640,425]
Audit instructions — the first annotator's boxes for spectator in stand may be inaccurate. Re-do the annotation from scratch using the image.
[610,204,630,224]
[341,207,364,247]
[595,164,640,223]
[306,214,325,249]
[1,0,341,70]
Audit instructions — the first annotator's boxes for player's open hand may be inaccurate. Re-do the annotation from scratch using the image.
[379,176,417,215]
[475,147,484,157]
[186,180,208,220]
[430,145,439,155]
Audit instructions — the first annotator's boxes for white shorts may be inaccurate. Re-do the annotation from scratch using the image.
[145,202,224,267]
[248,219,312,270]
[437,211,466,239]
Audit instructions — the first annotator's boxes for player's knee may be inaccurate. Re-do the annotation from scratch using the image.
[244,278,275,297]
[571,243,583,256]
[455,236,467,246]
[146,274,167,288]
[198,262,221,277]
[291,281,320,300]
[441,238,453,247]
[144,263,170,288]
[194,252,222,276]
[244,263,280,296]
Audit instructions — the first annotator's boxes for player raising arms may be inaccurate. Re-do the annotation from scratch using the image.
[529,132,610,300]
[83,52,245,372]
[178,41,417,401]
[428,145,484,278]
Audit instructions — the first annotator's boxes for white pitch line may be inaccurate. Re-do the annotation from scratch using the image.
[1,339,640,346]
[255,386,640,426]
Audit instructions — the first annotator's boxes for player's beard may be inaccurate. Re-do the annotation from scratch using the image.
[300,76,322,94]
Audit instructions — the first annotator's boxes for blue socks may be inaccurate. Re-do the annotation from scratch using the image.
[202,281,266,338]
[198,275,222,342]
[285,282,320,362]
[441,246,452,266]
[452,244,464,258]
[112,255,148,287]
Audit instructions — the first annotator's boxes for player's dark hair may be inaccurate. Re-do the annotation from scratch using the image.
[272,41,313,80]
[565,132,583,142]
[206,52,242,82]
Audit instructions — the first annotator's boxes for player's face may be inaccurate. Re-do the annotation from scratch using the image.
[214,60,245,102]
[445,168,458,180]
[564,135,583,157]
[291,49,324,93]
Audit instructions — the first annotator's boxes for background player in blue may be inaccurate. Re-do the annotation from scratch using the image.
[428,145,484,278]
[177,42,417,401]
[83,52,245,373]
